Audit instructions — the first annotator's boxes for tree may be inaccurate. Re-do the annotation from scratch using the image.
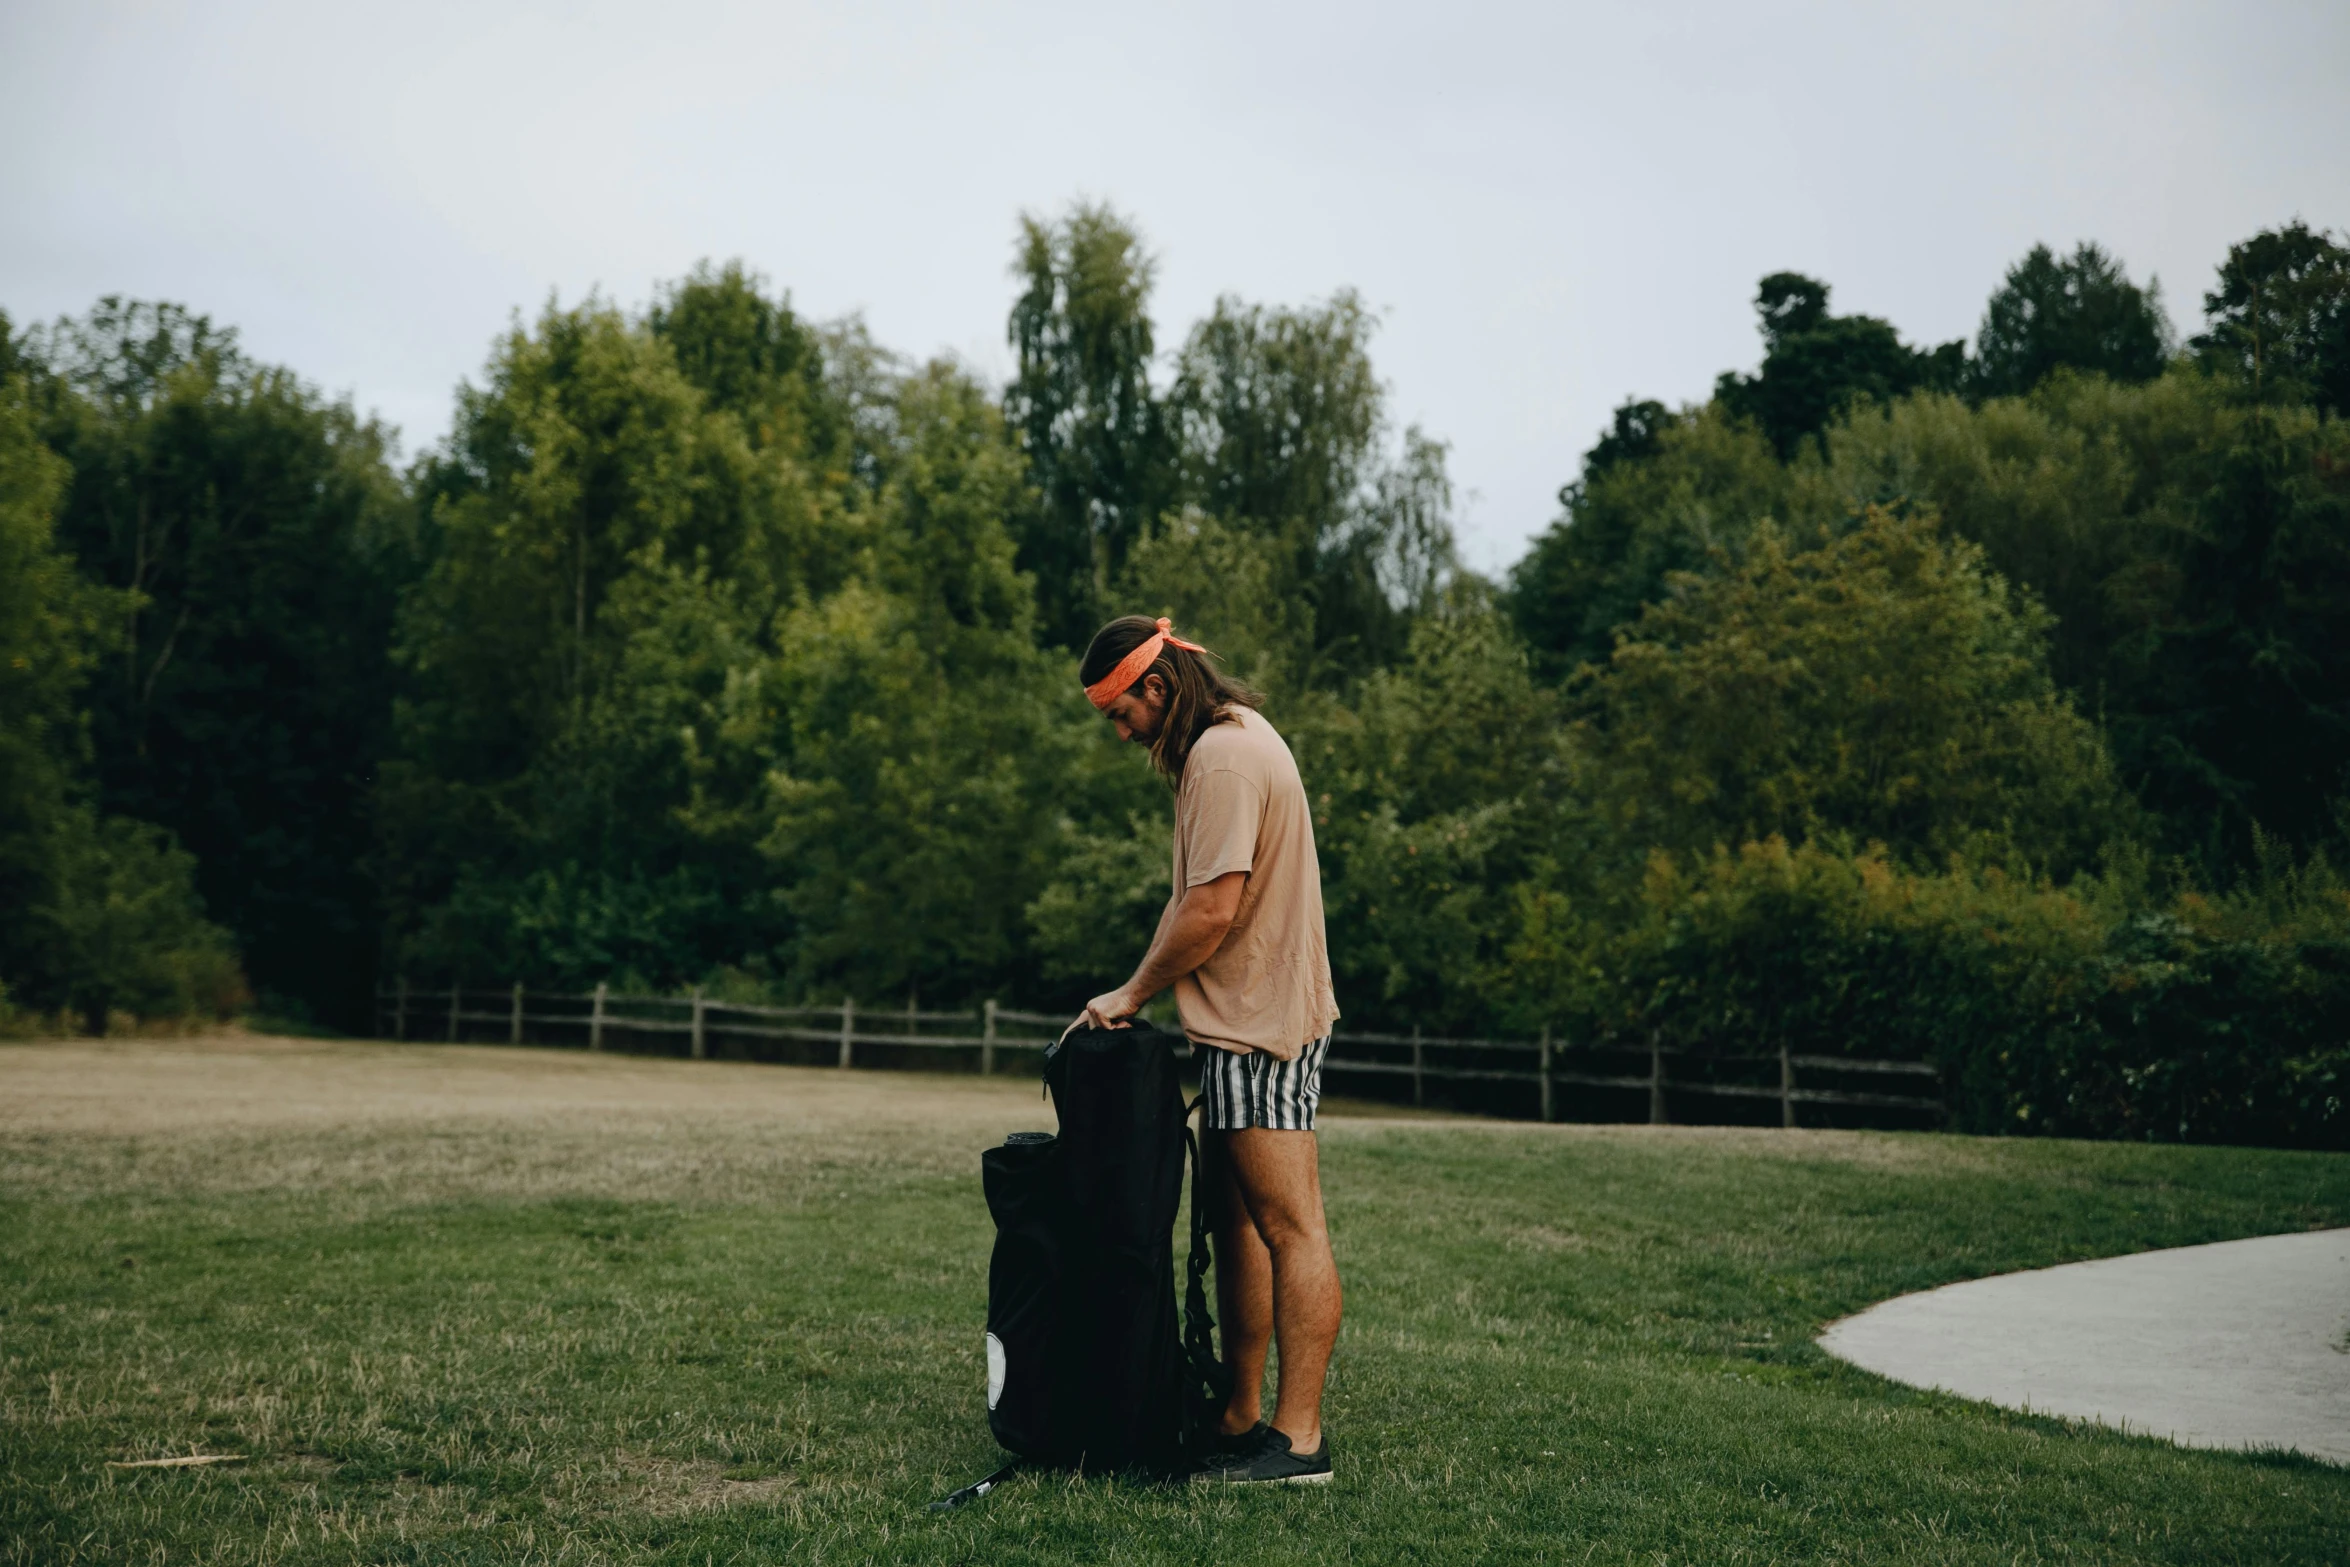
[2193,221,2350,417]
[1798,367,2350,863]
[1797,372,2229,706]
[38,805,244,1031]
[648,261,871,597]
[1508,405,1789,680]
[1002,209,1456,668]
[1580,398,1671,480]
[1576,507,2126,876]
[1166,291,1454,677]
[1972,242,2172,399]
[1004,203,1168,647]
[1755,271,1831,343]
[0,370,106,993]
[745,362,1084,1003]
[387,288,824,988]
[1716,273,1966,458]
[1297,590,1569,1029]
[2110,406,2350,854]
[649,261,830,438]
[1169,292,1381,549]
[0,365,239,1030]
[0,308,27,383]
[390,275,1090,1006]
[27,299,408,1028]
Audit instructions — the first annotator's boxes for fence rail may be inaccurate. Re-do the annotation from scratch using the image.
[374,980,1944,1129]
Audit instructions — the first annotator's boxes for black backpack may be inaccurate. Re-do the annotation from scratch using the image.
[951,1021,1229,1497]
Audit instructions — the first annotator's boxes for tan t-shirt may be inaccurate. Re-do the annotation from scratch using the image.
[1153,705,1339,1060]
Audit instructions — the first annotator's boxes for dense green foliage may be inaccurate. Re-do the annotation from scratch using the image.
[1007,206,1454,667]
[0,360,95,961]
[1518,837,2350,1145]
[0,331,241,1031]
[2193,220,2350,415]
[382,270,1107,1006]
[1007,204,1167,647]
[1714,272,1968,459]
[7,1044,2349,1563]
[1495,227,2350,1146]
[1971,241,2172,400]
[4,301,407,1027]
[4,213,2349,1144]
[1573,508,2124,875]
[1517,369,2350,864]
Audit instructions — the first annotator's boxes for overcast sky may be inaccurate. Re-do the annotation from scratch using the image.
[4,1,2346,572]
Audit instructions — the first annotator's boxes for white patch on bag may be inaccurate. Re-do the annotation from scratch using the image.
[985,1331,1007,1409]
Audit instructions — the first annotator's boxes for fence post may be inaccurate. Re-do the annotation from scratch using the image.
[1539,1025,1554,1124]
[839,996,854,1069]
[446,983,461,1043]
[394,976,408,1041]
[1412,1025,1425,1108]
[1648,1030,1666,1125]
[510,982,523,1046]
[691,986,706,1061]
[590,982,607,1052]
[1779,1044,1795,1129]
[982,999,997,1077]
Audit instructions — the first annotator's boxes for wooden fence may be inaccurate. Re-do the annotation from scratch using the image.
[374,980,1944,1129]
[1317,1025,1943,1127]
[375,979,1069,1077]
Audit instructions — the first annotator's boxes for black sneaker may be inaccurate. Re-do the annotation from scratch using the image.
[1189,1426,1332,1485]
[1207,1420,1268,1456]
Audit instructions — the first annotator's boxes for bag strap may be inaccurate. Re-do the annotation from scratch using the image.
[1180,1095,1235,1447]
[928,1459,1020,1511]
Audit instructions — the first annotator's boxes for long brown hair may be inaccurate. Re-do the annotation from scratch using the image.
[1080,616,1262,780]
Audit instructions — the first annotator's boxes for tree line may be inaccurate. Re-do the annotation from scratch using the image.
[3,211,2348,1145]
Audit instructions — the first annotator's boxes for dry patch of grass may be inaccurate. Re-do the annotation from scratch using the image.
[1503,1223,1590,1254]
[0,1036,1925,1207]
[0,1036,1061,1206]
[606,1453,797,1516]
[0,1034,1049,1137]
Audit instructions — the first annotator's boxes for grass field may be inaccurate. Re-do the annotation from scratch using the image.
[3,1036,2347,1565]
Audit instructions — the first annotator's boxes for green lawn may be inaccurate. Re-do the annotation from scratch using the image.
[3,1041,2347,1565]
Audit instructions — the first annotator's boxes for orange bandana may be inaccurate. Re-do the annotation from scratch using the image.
[1084,617,1209,711]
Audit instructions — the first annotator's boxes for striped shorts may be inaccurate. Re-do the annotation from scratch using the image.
[1196,1035,1331,1131]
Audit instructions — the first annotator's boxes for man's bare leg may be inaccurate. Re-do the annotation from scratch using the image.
[1206,1132,1274,1435]
[1215,1127,1341,1453]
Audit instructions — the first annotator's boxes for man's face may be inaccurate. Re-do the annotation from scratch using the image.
[1102,674,1168,745]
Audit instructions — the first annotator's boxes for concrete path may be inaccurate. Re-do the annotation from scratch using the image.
[1820,1228,2350,1464]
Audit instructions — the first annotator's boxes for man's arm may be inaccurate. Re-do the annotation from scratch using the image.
[1075,870,1247,1032]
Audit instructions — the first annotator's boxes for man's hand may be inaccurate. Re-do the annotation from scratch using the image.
[1071,988,1139,1036]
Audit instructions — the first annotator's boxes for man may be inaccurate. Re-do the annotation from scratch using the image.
[1071,615,1342,1487]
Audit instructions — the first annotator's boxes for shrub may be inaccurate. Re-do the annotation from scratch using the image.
[1552,837,2096,1064]
[1537,836,2350,1150]
[2013,852,2350,1146]
[39,805,247,1032]
[1576,507,2130,879]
